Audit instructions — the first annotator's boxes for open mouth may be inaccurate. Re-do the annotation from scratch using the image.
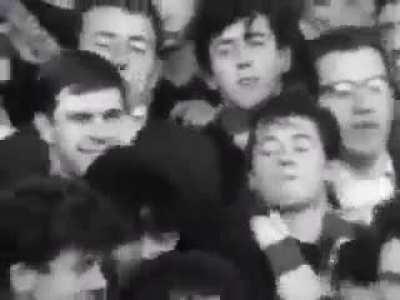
[352,121,379,130]
[238,77,259,87]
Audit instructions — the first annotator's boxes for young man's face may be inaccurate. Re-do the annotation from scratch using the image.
[153,0,197,47]
[37,87,133,177]
[208,15,290,110]
[250,116,328,208]
[378,238,400,300]
[316,47,394,160]
[79,6,159,110]
[379,1,400,90]
[306,0,375,29]
[12,249,106,300]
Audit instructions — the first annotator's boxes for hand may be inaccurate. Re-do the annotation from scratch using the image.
[170,100,219,127]
[250,213,290,249]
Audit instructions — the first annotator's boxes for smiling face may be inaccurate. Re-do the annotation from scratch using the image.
[316,47,394,159]
[37,87,133,177]
[79,6,159,110]
[208,14,290,109]
[250,116,328,208]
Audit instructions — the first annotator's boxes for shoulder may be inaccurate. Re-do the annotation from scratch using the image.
[0,126,49,188]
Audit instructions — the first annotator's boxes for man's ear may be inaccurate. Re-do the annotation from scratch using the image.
[33,112,55,145]
[323,159,335,183]
[279,47,292,74]
[200,69,218,90]
[10,263,39,295]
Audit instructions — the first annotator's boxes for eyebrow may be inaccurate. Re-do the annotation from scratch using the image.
[244,31,267,40]
[258,135,278,144]
[95,32,150,44]
[214,38,235,48]
[128,35,149,44]
[293,133,312,141]
[95,31,117,39]
[320,75,388,87]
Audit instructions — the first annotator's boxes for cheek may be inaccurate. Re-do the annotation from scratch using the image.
[54,124,84,150]
[127,56,155,85]
[256,52,278,74]
[211,58,235,82]
[252,159,279,190]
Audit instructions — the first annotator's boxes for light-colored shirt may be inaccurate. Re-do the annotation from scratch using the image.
[328,155,395,225]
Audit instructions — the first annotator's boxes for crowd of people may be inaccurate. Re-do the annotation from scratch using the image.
[0,0,400,299]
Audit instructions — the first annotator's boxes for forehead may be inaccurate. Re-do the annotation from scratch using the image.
[213,14,273,42]
[310,0,375,14]
[155,0,197,16]
[82,6,156,41]
[55,87,123,113]
[379,1,400,24]
[316,47,387,83]
[256,116,320,140]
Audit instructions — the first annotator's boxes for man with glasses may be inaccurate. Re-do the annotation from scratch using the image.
[309,26,396,225]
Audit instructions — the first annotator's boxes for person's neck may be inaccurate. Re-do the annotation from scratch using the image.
[49,149,72,178]
[340,148,389,179]
[162,41,198,87]
[281,195,327,244]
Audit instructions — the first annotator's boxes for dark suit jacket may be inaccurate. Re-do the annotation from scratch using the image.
[0,125,49,190]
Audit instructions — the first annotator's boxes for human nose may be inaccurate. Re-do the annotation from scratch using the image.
[352,87,375,115]
[236,45,253,70]
[277,146,296,167]
[110,41,131,72]
[87,120,121,145]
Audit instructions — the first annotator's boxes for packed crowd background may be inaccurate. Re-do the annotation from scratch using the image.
[1,0,400,299]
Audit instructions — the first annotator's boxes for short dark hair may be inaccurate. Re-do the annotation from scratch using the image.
[0,176,128,270]
[34,50,127,117]
[246,84,341,166]
[119,251,246,300]
[85,120,244,237]
[375,0,399,15]
[192,0,305,74]
[75,0,163,55]
[308,26,395,94]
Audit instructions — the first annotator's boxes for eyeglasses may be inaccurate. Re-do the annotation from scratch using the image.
[319,75,391,98]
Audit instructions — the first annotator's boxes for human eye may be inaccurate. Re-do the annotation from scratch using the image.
[257,140,280,156]
[103,109,123,122]
[246,33,267,47]
[94,35,111,50]
[366,77,390,93]
[215,44,233,57]
[321,82,353,98]
[294,138,312,153]
[129,39,148,54]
